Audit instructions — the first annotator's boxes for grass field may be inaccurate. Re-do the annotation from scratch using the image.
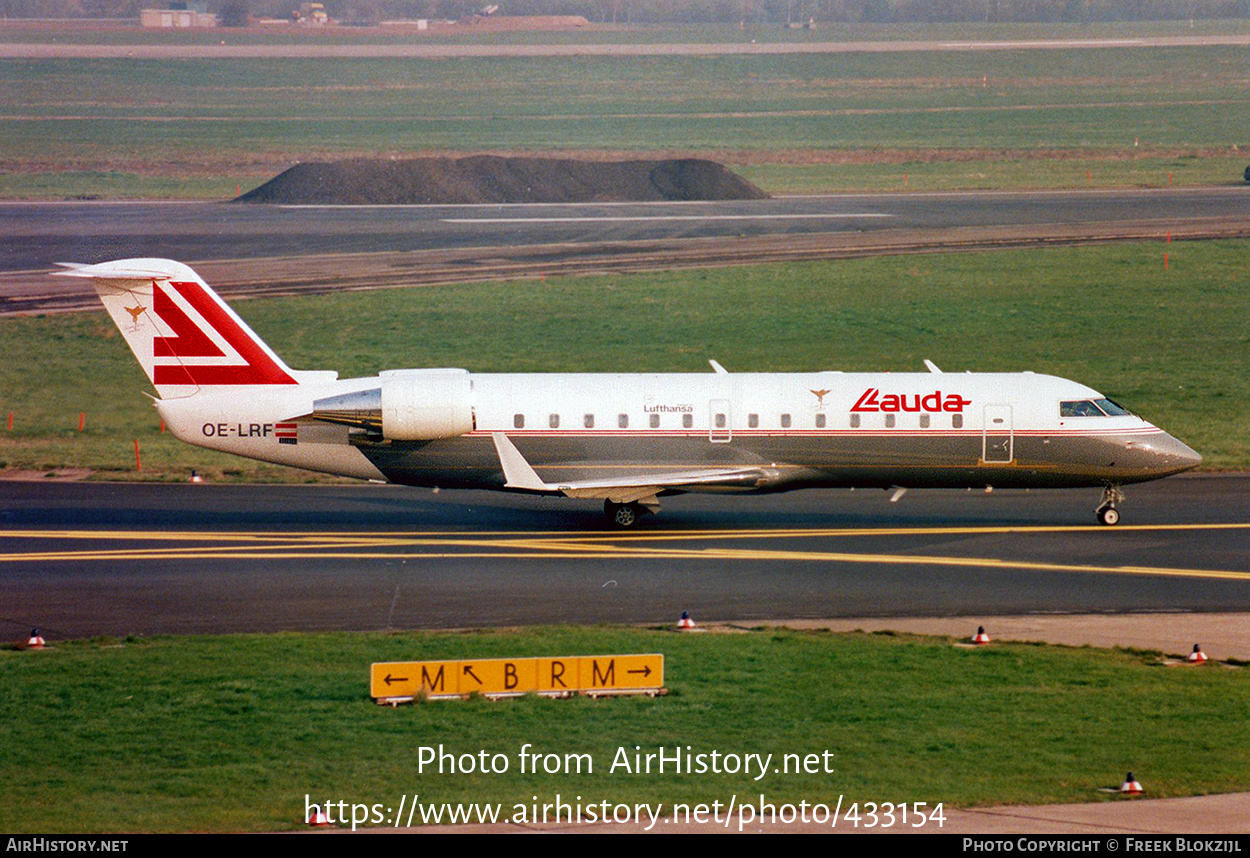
[1,20,1249,197]
[2,625,1248,832]
[2,241,1246,480]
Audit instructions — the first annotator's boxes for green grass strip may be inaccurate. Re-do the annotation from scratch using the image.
[2,626,1246,832]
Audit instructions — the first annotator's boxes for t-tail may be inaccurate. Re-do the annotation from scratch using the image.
[56,258,331,398]
[58,259,386,480]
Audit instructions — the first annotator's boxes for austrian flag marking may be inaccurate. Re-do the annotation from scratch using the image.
[275,423,298,445]
[851,388,972,413]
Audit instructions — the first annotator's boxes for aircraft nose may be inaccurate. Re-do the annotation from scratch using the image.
[1145,433,1202,476]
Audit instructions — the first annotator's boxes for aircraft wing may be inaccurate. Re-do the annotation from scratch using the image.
[491,433,778,507]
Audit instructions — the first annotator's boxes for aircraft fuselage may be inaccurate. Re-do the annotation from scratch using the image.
[156,370,1200,494]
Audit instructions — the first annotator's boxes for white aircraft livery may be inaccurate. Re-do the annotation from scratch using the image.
[63,258,1201,527]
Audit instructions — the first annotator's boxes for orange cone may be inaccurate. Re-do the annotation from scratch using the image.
[971,625,991,645]
[1187,644,1208,664]
[677,611,696,630]
[1120,772,1143,795]
[307,804,330,827]
[26,628,46,649]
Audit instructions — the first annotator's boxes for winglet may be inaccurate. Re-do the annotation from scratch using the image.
[923,359,942,374]
[709,360,728,374]
[491,433,554,491]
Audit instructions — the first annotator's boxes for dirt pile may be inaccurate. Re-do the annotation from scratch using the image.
[235,156,768,205]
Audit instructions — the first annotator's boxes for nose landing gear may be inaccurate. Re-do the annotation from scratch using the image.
[1095,485,1125,526]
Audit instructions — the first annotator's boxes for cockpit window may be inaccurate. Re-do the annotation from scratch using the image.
[1093,398,1132,416]
[1060,400,1106,417]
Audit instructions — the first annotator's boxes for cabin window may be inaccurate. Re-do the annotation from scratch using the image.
[884,413,895,428]
[618,414,629,428]
[584,414,594,428]
[850,413,861,429]
[682,414,693,429]
[548,414,560,429]
[919,413,930,429]
[714,413,727,429]
[780,413,791,429]
[815,413,826,428]
[748,413,759,429]
[513,414,525,429]
[649,413,660,428]
[952,414,963,429]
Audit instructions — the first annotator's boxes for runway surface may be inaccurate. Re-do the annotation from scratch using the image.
[5,189,1247,272]
[2,475,1246,639]
[5,34,1249,59]
[4,188,1249,313]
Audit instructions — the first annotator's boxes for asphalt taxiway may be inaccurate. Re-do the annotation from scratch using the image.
[2,475,1245,639]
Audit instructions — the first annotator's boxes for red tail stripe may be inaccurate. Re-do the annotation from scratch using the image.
[153,280,224,358]
[152,280,296,386]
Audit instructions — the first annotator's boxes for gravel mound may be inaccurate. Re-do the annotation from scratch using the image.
[235,156,768,204]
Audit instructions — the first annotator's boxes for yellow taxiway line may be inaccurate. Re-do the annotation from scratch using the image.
[1,524,1246,582]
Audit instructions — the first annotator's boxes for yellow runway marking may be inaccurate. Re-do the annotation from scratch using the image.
[1,524,1247,582]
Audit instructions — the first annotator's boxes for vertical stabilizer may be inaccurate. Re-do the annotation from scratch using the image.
[57,259,301,399]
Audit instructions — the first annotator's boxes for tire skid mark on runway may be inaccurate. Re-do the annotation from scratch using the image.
[2,524,1247,582]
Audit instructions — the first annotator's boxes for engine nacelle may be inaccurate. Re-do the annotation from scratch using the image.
[380,368,473,441]
[307,368,473,441]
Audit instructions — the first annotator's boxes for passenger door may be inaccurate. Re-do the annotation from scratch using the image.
[982,404,1013,463]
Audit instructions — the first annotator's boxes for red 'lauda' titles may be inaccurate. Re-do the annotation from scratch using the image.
[850,388,972,413]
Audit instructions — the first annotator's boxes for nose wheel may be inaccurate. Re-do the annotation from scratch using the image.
[1095,485,1125,526]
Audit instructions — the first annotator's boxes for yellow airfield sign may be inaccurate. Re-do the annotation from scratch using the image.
[371,653,664,701]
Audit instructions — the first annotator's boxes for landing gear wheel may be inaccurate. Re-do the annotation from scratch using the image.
[1095,485,1125,526]
[605,500,640,528]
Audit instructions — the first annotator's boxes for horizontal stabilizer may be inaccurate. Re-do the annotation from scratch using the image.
[55,260,193,281]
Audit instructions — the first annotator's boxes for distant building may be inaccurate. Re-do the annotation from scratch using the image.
[141,2,217,27]
[292,3,329,25]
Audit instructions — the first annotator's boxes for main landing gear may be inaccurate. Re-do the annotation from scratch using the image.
[605,500,646,528]
[1095,485,1125,526]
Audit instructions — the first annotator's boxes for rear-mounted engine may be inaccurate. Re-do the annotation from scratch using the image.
[306,368,473,440]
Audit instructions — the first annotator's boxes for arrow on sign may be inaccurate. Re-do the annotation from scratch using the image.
[463,665,483,685]
[384,674,409,686]
[627,666,652,678]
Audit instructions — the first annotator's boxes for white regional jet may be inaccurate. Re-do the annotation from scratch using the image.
[63,258,1201,527]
